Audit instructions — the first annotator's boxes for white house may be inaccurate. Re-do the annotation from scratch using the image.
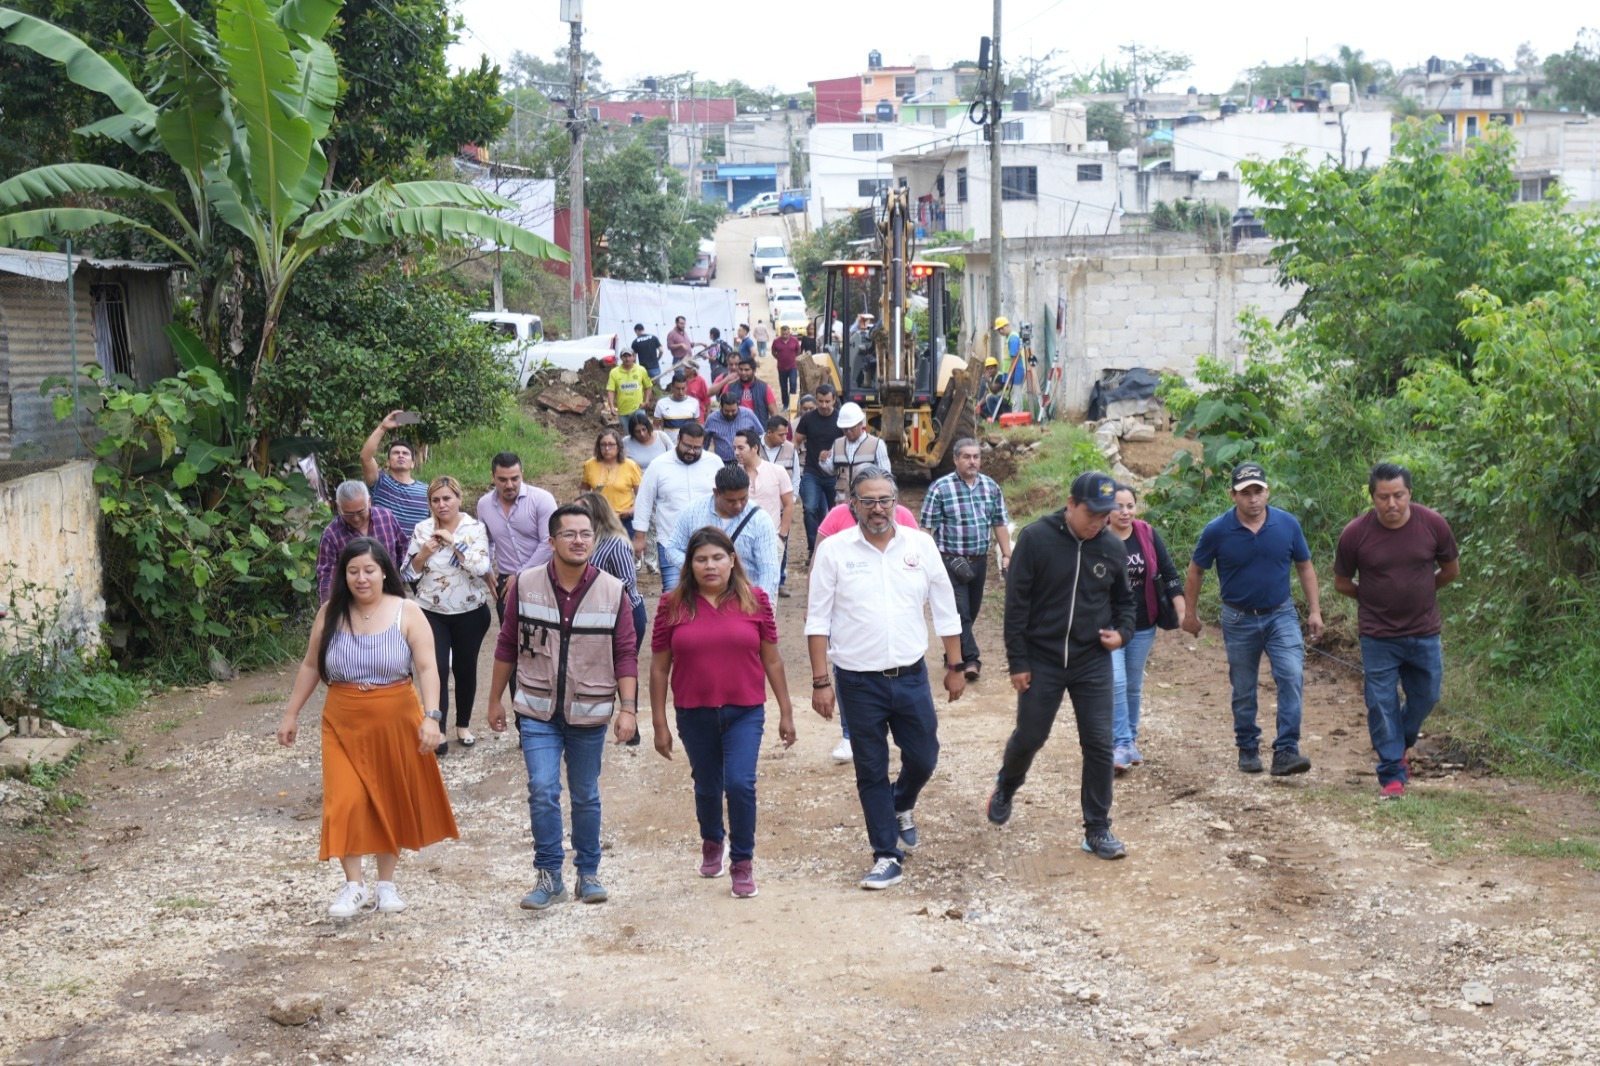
[806,122,946,228]
[1170,111,1393,205]
[1513,118,1600,206]
[887,142,1123,240]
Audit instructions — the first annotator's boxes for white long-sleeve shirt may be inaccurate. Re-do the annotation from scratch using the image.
[805,524,961,671]
[633,450,723,540]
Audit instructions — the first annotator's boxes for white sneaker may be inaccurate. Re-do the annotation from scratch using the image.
[831,738,853,763]
[327,881,372,918]
[374,881,406,913]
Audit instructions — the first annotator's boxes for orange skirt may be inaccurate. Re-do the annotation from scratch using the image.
[319,681,460,861]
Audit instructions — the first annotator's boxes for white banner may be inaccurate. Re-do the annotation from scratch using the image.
[594,278,738,374]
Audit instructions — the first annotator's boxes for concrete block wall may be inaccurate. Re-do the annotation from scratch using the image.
[0,460,104,653]
[978,249,1303,419]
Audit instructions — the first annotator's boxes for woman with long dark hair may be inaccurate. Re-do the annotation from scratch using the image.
[404,476,492,755]
[1105,483,1187,773]
[277,538,459,918]
[649,526,794,899]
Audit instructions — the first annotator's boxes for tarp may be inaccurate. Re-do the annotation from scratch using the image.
[594,278,738,378]
[1087,367,1162,422]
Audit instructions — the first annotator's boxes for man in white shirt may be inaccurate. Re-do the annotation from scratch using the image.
[652,371,700,443]
[631,422,723,591]
[806,466,964,891]
[734,428,795,597]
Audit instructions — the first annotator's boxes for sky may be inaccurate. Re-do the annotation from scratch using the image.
[444,0,1587,99]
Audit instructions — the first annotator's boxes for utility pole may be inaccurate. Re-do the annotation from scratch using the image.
[564,1,588,339]
[987,0,1004,357]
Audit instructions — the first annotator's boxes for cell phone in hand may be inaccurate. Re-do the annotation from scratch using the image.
[393,411,421,425]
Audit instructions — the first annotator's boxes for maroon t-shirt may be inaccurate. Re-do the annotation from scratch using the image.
[1333,505,1459,639]
[771,334,801,372]
[651,588,777,708]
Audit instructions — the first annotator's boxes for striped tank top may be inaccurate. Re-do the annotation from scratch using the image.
[326,603,412,685]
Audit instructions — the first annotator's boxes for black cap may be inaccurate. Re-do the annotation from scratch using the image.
[633,323,645,331]
[1071,471,1118,513]
[1231,462,1268,490]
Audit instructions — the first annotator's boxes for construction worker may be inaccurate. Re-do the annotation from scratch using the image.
[821,403,890,505]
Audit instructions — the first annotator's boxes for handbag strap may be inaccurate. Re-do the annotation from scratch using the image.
[729,508,758,545]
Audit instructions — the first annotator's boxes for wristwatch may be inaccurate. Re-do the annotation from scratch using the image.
[423,709,443,722]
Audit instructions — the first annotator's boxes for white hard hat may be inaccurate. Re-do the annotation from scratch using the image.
[836,402,866,429]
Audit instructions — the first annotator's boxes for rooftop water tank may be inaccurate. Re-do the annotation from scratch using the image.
[868,50,883,70]
[1329,82,1351,108]
[875,99,895,123]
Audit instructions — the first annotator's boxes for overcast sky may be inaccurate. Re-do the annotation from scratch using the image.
[445,1,1586,98]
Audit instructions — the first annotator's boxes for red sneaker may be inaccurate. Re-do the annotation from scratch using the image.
[699,839,727,878]
[729,859,758,898]
[1381,780,1406,801]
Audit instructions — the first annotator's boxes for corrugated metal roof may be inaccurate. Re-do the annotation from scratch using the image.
[0,247,175,284]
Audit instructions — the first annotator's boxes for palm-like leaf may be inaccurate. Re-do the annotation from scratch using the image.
[217,0,314,239]
[0,208,198,268]
[0,164,174,211]
[144,0,231,185]
[0,9,158,149]
[363,206,571,261]
[275,0,343,39]
[390,181,519,212]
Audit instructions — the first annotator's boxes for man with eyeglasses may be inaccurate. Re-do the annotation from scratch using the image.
[660,462,782,597]
[316,479,407,603]
[488,504,639,910]
[633,422,724,591]
[806,467,964,891]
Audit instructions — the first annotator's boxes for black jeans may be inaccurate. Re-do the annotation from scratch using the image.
[946,555,988,666]
[424,605,492,729]
[998,655,1115,833]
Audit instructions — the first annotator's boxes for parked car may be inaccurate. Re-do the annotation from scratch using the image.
[470,311,543,388]
[765,266,800,301]
[751,236,789,280]
[737,191,782,217]
[772,305,809,335]
[680,238,717,285]
[769,291,805,319]
[779,189,809,214]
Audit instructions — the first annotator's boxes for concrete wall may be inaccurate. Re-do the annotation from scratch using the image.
[0,460,104,652]
[962,245,1303,416]
[1171,112,1393,205]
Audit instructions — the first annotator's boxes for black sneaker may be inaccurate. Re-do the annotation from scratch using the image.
[1270,750,1312,776]
[985,775,1015,825]
[1081,830,1127,860]
[1237,749,1263,774]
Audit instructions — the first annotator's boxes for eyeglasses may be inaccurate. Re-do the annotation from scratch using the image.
[338,508,369,519]
[553,530,596,542]
[855,497,896,510]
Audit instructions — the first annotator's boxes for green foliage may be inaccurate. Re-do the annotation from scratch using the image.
[426,403,564,501]
[1240,124,1591,396]
[262,258,515,471]
[1001,424,1108,526]
[0,565,143,732]
[1543,29,1600,116]
[1084,101,1131,151]
[44,366,321,660]
[585,135,722,282]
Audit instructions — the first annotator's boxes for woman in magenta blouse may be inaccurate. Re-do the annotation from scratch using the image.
[649,526,795,898]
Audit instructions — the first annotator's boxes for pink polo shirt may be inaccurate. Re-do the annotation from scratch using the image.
[815,503,918,539]
[651,588,777,708]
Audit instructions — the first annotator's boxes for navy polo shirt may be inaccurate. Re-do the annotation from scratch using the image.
[1191,505,1311,610]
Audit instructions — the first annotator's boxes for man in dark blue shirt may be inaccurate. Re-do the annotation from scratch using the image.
[630,324,662,378]
[1182,462,1322,777]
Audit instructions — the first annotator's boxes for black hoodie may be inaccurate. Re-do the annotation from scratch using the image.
[1004,510,1136,675]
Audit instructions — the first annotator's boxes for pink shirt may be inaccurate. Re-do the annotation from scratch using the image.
[652,588,777,708]
[815,503,918,539]
[744,459,793,528]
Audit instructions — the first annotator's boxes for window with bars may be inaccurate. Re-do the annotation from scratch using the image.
[1000,166,1037,200]
[956,167,967,202]
[90,282,134,379]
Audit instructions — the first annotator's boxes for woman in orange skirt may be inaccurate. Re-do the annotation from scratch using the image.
[278,536,459,918]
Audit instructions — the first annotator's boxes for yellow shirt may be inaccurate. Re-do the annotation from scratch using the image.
[606,364,653,415]
[581,457,643,516]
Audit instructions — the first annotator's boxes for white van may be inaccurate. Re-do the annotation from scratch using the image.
[469,311,543,389]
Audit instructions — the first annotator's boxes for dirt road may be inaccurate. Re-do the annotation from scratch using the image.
[4,222,1599,1064]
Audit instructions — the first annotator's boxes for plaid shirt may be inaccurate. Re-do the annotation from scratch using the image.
[920,471,1010,556]
[316,505,408,604]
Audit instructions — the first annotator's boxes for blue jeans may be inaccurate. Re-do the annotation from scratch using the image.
[1220,601,1304,754]
[517,712,608,875]
[1360,634,1442,786]
[1111,626,1159,749]
[834,663,941,861]
[657,542,681,592]
[778,367,798,408]
[675,705,766,862]
[799,471,832,556]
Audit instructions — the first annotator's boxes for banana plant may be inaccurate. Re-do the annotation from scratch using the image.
[0,0,566,431]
